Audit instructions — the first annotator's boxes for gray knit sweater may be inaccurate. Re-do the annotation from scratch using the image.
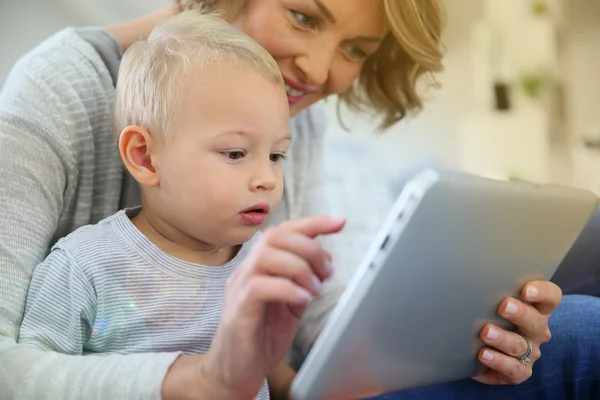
[0,27,344,399]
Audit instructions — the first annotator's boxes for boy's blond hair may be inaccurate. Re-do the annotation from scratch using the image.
[114,10,283,137]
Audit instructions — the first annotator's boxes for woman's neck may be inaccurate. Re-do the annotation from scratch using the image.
[106,6,179,52]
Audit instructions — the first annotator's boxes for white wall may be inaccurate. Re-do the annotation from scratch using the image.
[2,0,600,186]
[325,1,600,187]
[0,0,168,85]
[0,0,74,85]
[323,0,484,178]
[562,1,600,194]
[563,1,600,141]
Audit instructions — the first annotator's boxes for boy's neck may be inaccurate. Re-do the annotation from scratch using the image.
[130,207,240,266]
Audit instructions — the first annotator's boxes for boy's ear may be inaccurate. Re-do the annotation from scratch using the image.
[118,125,159,187]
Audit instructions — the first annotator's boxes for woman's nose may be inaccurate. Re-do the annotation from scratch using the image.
[293,42,336,88]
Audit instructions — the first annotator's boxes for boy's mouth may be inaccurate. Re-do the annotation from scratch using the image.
[239,203,270,226]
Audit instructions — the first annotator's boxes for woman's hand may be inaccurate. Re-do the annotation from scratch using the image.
[473,280,562,385]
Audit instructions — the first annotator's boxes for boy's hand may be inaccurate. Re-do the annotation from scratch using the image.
[205,215,345,399]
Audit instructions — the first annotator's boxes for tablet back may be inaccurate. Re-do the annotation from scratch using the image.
[291,169,598,400]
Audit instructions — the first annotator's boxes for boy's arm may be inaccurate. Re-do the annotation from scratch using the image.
[268,360,297,400]
[18,249,95,354]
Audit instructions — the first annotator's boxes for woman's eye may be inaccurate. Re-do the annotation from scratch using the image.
[291,10,316,28]
[270,154,286,163]
[223,151,245,160]
[346,44,368,60]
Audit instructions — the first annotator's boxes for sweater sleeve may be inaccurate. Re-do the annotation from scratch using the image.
[0,30,178,400]
[287,104,349,360]
[289,104,395,361]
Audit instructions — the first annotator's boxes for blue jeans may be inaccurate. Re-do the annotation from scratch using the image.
[367,295,600,400]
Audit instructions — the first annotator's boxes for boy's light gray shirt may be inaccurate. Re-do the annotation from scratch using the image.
[18,209,269,400]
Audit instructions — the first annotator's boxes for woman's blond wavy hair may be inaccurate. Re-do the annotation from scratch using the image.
[175,0,445,130]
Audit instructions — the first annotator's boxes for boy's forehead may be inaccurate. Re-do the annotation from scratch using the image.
[180,64,289,134]
[184,64,272,105]
[185,62,263,88]
[212,129,292,142]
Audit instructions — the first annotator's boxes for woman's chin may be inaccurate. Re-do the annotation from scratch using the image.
[289,96,323,117]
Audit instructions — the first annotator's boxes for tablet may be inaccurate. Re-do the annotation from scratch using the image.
[291,169,598,400]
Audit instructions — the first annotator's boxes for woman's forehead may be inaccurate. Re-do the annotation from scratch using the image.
[310,0,388,37]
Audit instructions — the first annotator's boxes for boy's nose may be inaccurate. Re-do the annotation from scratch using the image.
[251,165,277,192]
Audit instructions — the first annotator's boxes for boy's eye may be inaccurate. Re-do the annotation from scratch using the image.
[270,154,286,163]
[291,10,317,28]
[223,151,245,160]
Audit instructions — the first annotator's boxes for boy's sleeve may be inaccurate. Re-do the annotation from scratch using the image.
[19,249,95,355]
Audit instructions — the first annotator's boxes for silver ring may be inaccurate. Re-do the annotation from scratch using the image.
[516,335,533,365]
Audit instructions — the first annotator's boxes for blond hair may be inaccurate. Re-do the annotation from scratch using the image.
[114,10,283,137]
[177,0,445,130]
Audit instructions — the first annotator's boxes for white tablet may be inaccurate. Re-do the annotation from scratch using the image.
[291,169,598,400]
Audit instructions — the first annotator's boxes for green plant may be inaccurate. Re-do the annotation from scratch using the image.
[518,72,552,99]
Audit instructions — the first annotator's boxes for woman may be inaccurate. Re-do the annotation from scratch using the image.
[0,0,598,399]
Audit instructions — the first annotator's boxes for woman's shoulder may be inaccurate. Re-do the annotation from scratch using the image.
[1,27,115,117]
[0,27,118,161]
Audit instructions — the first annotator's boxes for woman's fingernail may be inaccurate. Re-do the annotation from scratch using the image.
[298,288,312,303]
[486,326,500,341]
[312,275,323,294]
[482,350,495,361]
[526,285,539,299]
[325,259,333,277]
[505,300,519,315]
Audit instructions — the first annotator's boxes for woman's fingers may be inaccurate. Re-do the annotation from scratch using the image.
[479,323,540,385]
[475,324,539,385]
[480,324,541,359]
[474,282,559,386]
[497,297,551,343]
[474,347,532,385]
[521,280,562,315]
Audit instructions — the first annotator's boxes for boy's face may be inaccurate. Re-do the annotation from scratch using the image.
[148,64,290,246]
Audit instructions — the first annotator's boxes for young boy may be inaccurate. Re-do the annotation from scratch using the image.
[18,11,343,400]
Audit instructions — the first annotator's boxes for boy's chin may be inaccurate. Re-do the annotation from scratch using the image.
[225,225,264,245]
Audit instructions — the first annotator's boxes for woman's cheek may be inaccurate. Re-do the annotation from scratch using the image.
[255,27,301,60]
[331,63,364,94]
[234,6,294,57]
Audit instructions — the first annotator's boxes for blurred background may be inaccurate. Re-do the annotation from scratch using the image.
[3,0,599,190]
[2,0,600,209]
[2,0,600,280]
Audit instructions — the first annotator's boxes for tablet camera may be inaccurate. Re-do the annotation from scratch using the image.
[380,235,390,250]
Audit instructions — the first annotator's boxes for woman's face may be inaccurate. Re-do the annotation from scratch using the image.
[232,0,388,116]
